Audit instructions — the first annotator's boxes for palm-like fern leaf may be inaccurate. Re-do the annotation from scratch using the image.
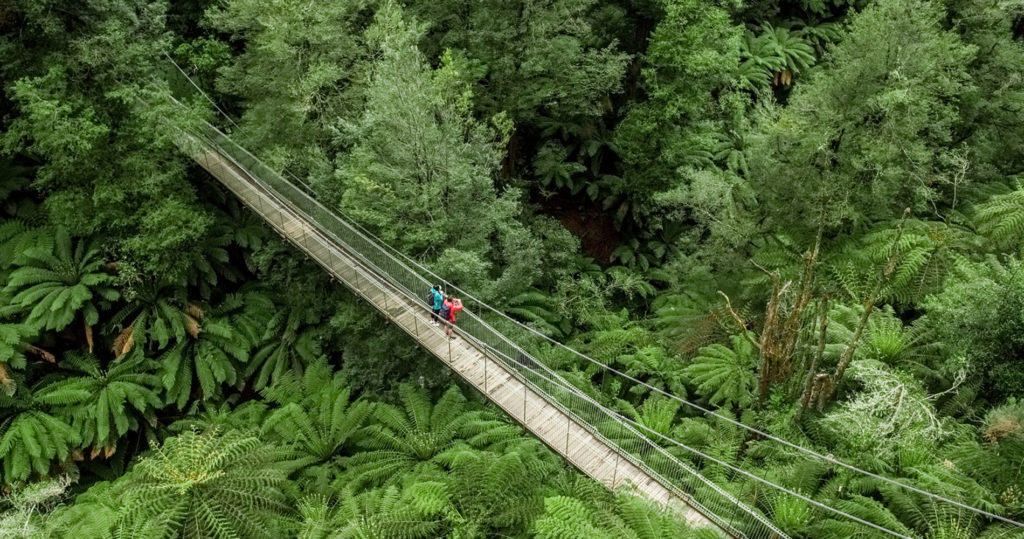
[683,334,757,408]
[69,429,293,538]
[261,361,372,475]
[34,351,161,453]
[0,386,80,483]
[2,227,117,333]
[297,482,450,539]
[248,302,323,390]
[343,384,520,489]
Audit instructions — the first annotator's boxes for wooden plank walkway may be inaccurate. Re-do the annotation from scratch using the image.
[191,147,722,532]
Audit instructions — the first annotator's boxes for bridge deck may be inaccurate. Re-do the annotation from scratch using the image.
[192,148,718,530]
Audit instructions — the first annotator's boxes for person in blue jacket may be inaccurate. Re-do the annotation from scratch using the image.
[430,285,444,326]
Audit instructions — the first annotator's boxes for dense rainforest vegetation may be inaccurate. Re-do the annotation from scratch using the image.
[0,0,1023,536]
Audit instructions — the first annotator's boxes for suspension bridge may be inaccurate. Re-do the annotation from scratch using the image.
[164,59,1024,539]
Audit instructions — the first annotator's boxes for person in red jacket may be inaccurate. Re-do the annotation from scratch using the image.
[443,296,463,340]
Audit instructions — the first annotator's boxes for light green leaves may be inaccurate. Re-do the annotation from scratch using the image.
[69,429,293,538]
[684,333,757,408]
[35,352,161,451]
[2,227,117,333]
[0,410,79,483]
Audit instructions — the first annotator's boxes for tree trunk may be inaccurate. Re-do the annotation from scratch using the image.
[756,224,823,401]
[800,296,830,411]
[815,209,911,408]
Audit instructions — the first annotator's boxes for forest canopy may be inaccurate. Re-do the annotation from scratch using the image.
[1,0,1024,537]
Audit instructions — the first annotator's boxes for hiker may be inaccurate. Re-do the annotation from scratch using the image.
[429,285,444,326]
[443,296,464,340]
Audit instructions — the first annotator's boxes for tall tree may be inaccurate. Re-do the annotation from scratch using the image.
[612,0,742,225]
[748,0,977,241]
[0,1,212,284]
[332,2,544,296]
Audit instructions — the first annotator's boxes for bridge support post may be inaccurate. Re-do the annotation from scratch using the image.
[565,415,571,455]
[612,451,620,489]
[523,383,528,421]
[484,354,488,394]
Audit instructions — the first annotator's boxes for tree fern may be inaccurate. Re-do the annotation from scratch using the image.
[107,279,202,355]
[651,288,739,358]
[158,314,253,410]
[617,395,681,438]
[64,429,293,538]
[0,387,79,483]
[248,302,324,391]
[34,351,161,455]
[535,491,708,538]
[825,219,969,308]
[261,361,372,482]
[737,24,817,92]
[507,289,571,339]
[438,444,555,534]
[0,222,52,279]
[684,334,758,408]
[179,215,239,298]
[0,322,38,395]
[2,227,118,334]
[974,180,1024,250]
[296,482,450,539]
[343,384,520,489]
[805,495,912,539]
[616,345,689,400]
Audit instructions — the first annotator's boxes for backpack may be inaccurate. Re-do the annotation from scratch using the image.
[426,288,435,306]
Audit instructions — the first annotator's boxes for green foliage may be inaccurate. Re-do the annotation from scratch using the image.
[618,395,681,438]
[248,302,325,390]
[158,296,259,409]
[205,0,367,165]
[0,387,79,483]
[819,359,949,460]
[0,322,37,387]
[534,491,711,538]
[3,0,1024,536]
[0,222,51,279]
[440,445,555,534]
[748,0,977,239]
[0,475,71,538]
[34,352,161,452]
[826,219,970,307]
[296,483,451,539]
[107,280,202,355]
[261,361,372,477]
[407,0,629,125]
[63,429,293,538]
[923,256,1024,398]
[737,23,818,93]
[2,227,118,332]
[335,5,507,254]
[613,0,741,222]
[684,334,758,408]
[507,289,572,338]
[343,384,520,489]
[974,180,1024,250]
